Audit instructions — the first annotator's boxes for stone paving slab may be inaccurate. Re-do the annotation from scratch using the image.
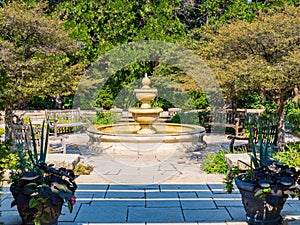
[183,208,232,222]
[179,192,216,209]
[91,199,145,207]
[146,191,181,208]
[105,190,145,198]
[0,210,22,225]
[127,206,185,223]
[74,204,128,223]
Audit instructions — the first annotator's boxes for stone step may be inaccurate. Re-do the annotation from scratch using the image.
[46,153,81,170]
[225,153,251,170]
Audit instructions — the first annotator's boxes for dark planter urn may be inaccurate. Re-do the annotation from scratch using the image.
[17,202,62,225]
[235,176,287,225]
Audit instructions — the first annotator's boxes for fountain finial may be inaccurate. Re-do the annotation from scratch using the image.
[142,73,151,89]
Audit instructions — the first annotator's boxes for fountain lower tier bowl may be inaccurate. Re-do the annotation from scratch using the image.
[129,107,163,134]
[129,107,163,124]
[87,123,206,154]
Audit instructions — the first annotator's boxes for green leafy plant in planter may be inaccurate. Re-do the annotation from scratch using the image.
[224,124,300,225]
[9,122,77,225]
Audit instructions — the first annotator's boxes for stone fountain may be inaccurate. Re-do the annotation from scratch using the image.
[87,75,206,154]
[129,74,163,134]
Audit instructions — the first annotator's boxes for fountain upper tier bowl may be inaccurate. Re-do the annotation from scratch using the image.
[134,88,158,109]
[87,123,206,154]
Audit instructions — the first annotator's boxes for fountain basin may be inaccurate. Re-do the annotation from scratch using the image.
[87,123,206,154]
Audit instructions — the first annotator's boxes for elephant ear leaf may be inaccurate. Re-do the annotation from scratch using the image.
[58,189,73,201]
[11,200,17,208]
[68,201,73,213]
[38,185,52,198]
[41,211,51,223]
[29,198,38,208]
[23,183,38,195]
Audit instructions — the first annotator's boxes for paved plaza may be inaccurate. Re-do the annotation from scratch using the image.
[1,133,300,224]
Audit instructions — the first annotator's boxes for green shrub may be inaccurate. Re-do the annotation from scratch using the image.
[286,108,300,132]
[202,150,228,174]
[274,142,300,168]
[169,112,202,125]
[74,162,94,175]
[90,111,120,125]
[0,143,19,186]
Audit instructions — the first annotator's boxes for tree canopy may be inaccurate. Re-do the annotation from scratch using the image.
[0,1,83,139]
[190,5,300,144]
[54,0,186,109]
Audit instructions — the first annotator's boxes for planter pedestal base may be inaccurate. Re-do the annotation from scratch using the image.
[247,215,282,225]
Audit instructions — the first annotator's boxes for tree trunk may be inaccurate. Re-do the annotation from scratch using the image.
[54,94,62,109]
[231,96,238,122]
[292,86,299,107]
[276,96,285,149]
[4,105,14,142]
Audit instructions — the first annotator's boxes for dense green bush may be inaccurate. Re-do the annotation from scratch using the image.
[0,143,19,186]
[202,150,228,174]
[169,112,203,125]
[90,111,120,125]
[0,127,4,136]
[274,142,300,168]
[286,108,300,132]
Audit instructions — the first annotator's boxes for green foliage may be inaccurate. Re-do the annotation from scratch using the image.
[189,91,209,109]
[74,162,94,175]
[0,1,84,141]
[286,107,300,132]
[55,0,185,63]
[179,0,299,30]
[27,97,54,110]
[169,112,201,125]
[223,166,240,194]
[54,0,186,111]
[61,96,74,109]
[0,143,19,185]
[202,150,228,174]
[0,1,82,108]
[96,89,114,110]
[192,5,300,143]
[0,143,9,185]
[90,112,120,125]
[274,142,300,168]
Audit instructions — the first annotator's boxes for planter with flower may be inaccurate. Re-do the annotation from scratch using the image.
[224,125,300,225]
[9,122,77,225]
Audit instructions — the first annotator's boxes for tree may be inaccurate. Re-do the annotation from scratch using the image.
[192,5,300,145]
[0,1,83,141]
[177,0,299,29]
[54,0,186,108]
